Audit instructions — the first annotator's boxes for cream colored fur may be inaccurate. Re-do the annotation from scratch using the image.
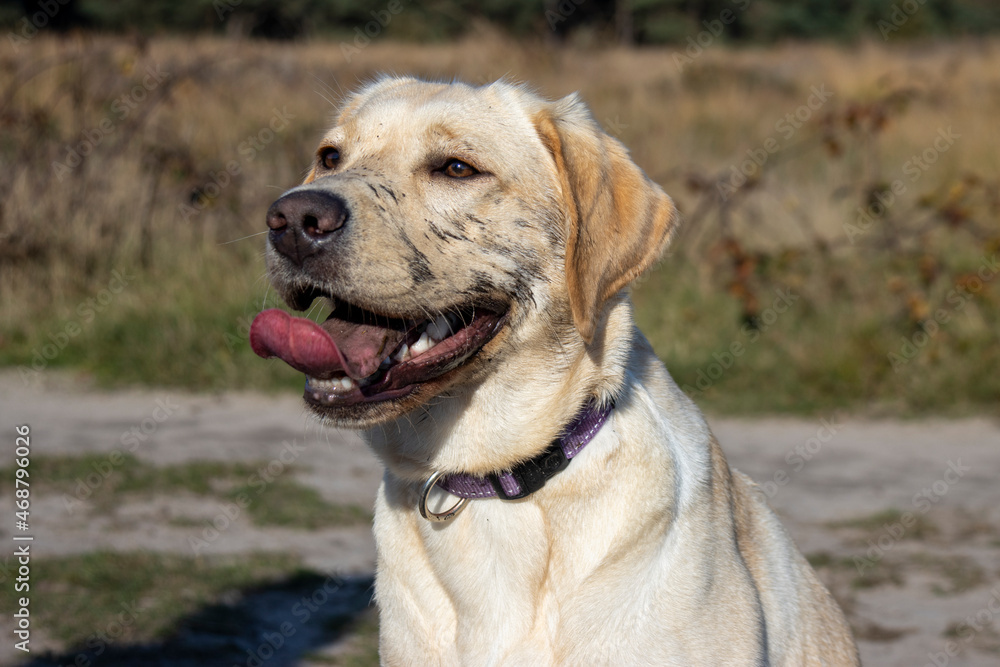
[268,77,859,666]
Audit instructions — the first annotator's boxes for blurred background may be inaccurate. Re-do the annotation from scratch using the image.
[0,1,999,665]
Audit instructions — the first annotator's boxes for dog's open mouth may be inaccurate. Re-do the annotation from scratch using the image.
[249,294,507,408]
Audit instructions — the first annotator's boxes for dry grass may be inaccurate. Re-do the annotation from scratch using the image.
[1,32,998,412]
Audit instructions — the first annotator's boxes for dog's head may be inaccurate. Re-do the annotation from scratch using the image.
[251,77,676,465]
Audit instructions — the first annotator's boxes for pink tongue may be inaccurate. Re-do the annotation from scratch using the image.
[249,309,406,380]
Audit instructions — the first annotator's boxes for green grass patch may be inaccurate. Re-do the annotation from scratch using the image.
[805,551,842,569]
[227,479,371,529]
[851,559,905,590]
[335,610,381,667]
[0,250,307,393]
[805,549,906,590]
[633,251,1000,416]
[0,551,304,647]
[806,549,905,590]
[910,553,987,596]
[826,508,939,541]
[302,608,380,667]
[0,455,370,529]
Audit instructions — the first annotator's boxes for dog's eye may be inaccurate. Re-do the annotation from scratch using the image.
[441,159,478,179]
[319,147,340,170]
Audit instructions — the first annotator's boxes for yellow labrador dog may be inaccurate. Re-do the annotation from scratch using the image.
[251,77,859,666]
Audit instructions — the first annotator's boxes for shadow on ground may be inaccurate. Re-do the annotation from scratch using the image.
[20,573,376,667]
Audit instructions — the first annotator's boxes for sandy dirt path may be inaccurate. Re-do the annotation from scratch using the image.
[1,373,998,666]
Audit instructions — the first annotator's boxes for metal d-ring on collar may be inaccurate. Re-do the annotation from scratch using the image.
[419,471,469,522]
[416,399,614,523]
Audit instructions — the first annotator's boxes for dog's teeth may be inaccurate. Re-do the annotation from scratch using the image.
[379,356,393,369]
[308,377,339,391]
[411,331,435,355]
[308,375,356,394]
[426,315,451,341]
[394,343,410,362]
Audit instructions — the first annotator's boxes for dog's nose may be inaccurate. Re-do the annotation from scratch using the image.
[266,190,349,266]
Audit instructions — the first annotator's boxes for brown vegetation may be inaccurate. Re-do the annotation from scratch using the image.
[1,33,997,412]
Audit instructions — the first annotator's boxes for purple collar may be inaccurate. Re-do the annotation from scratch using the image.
[436,399,613,501]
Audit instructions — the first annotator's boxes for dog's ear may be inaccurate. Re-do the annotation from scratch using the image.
[535,94,678,344]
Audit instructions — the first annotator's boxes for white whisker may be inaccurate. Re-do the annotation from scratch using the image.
[219,231,268,245]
